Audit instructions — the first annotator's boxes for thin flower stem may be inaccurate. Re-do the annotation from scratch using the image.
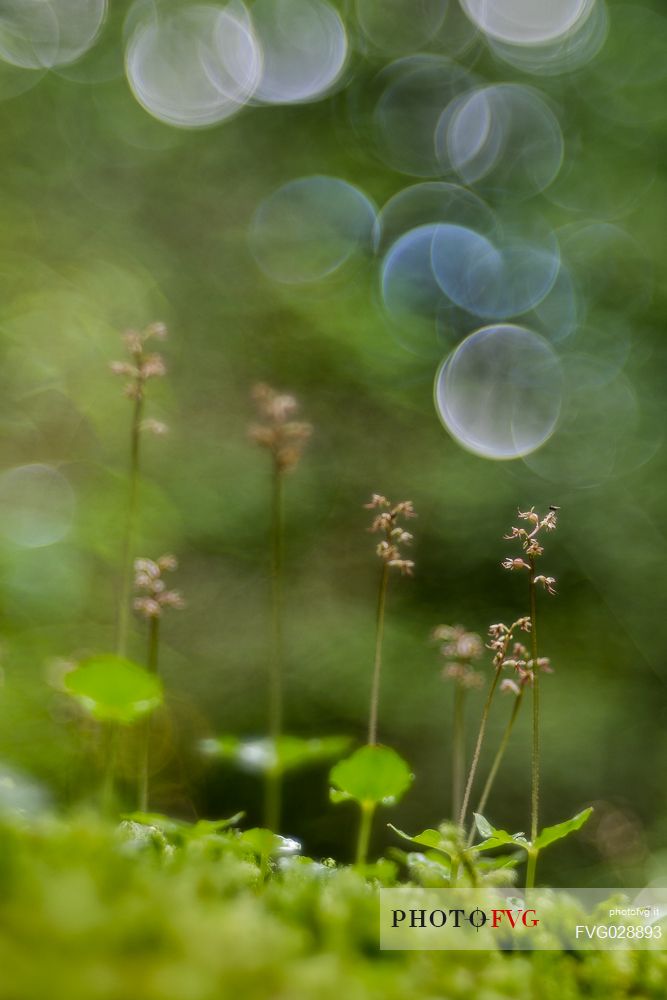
[451,685,466,821]
[265,463,285,830]
[526,558,541,891]
[368,563,389,746]
[529,559,540,845]
[499,506,556,889]
[117,391,143,657]
[457,666,503,829]
[356,802,375,866]
[138,615,160,812]
[467,690,524,849]
[269,463,284,741]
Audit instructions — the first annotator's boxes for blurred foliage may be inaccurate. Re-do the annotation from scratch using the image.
[0,0,664,899]
[64,655,163,724]
[0,814,666,999]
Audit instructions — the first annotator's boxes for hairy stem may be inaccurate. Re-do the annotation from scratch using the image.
[138,615,160,812]
[117,390,143,656]
[368,563,389,746]
[529,560,540,845]
[451,684,466,822]
[264,462,284,829]
[457,666,503,829]
[525,847,538,890]
[356,801,375,866]
[467,689,524,849]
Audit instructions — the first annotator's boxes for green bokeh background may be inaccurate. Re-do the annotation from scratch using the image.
[0,0,665,889]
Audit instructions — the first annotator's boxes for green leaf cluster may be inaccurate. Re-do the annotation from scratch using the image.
[473,808,594,855]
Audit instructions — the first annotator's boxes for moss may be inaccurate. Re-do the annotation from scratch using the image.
[0,816,664,1000]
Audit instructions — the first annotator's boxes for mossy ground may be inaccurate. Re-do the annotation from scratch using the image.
[0,816,664,1000]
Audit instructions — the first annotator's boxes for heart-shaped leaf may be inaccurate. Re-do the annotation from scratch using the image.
[533,807,593,851]
[65,655,162,724]
[329,745,413,807]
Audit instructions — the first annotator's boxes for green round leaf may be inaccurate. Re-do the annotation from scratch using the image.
[329,745,413,807]
[64,655,163,725]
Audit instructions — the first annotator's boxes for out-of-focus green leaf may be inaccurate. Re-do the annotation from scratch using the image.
[329,745,413,807]
[191,815,245,836]
[240,828,301,860]
[403,851,451,887]
[200,735,351,775]
[64,655,163,724]
[122,812,244,840]
[121,812,188,835]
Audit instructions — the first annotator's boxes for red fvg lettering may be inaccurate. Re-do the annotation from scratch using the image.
[491,909,540,928]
